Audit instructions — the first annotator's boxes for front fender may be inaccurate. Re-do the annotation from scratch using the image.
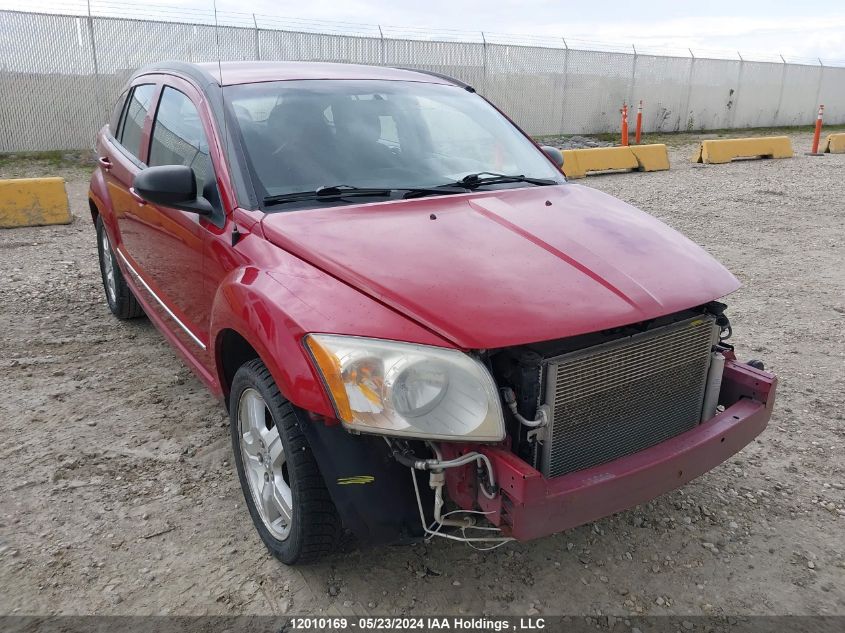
[209,273,455,418]
[209,265,334,416]
[208,231,456,418]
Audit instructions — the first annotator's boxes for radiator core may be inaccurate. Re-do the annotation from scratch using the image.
[541,315,718,478]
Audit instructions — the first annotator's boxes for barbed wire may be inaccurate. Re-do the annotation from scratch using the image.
[0,0,842,67]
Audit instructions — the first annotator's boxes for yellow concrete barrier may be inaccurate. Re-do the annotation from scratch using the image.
[562,144,669,179]
[0,177,71,228]
[692,136,793,164]
[630,144,671,172]
[821,133,845,154]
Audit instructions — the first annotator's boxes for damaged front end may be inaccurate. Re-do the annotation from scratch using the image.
[379,302,776,545]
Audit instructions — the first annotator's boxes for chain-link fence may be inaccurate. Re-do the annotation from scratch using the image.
[1,8,844,152]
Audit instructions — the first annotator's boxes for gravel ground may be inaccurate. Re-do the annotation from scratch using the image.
[1,131,843,618]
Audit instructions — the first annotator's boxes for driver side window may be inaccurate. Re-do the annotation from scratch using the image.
[148,87,217,205]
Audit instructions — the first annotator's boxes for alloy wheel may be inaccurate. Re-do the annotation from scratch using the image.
[237,388,293,540]
[100,229,117,304]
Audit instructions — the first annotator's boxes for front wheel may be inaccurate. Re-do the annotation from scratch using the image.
[95,215,143,319]
[229,359,341,564]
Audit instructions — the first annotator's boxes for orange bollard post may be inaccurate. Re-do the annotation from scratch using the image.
[807,104,825,155]
[635,100,643,144]
[621,102,629,147]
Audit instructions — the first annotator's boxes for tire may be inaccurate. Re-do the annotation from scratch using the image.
[229,359,341,564]
[96,215,144,319]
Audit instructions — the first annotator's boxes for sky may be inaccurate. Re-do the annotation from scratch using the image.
[3,0,844,64]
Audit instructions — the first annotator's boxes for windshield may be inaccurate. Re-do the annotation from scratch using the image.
[223,79,565,209]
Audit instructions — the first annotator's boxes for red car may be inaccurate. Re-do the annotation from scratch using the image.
[89,60,777,564]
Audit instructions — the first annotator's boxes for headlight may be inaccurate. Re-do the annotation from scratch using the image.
[305,334,505,442]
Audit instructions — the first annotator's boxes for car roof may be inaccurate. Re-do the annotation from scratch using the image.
[134,60,460,87]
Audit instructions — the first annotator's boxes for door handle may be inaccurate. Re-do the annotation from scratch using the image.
[129,187,147,205]
[97,156,112,170]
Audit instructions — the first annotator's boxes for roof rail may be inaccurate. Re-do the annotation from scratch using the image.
[391,67,475,92]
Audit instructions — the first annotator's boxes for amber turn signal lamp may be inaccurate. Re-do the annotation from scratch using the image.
[305,335,353,422]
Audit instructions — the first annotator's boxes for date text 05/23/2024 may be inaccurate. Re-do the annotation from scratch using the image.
[289,616,547,630]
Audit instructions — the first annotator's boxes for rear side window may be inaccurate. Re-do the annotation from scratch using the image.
[148,87,214,197]
[117,84,156,160]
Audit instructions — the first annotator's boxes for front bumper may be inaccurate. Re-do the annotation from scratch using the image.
[445,358,777,541]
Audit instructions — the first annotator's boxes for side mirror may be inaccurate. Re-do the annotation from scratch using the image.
[133,165,213,216]
[540,145,564,169]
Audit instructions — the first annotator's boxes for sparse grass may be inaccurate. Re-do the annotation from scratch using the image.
[0,149,94,169]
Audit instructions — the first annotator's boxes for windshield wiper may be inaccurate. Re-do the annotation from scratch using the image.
[264,184,469,206]
[400,185,469,199]
[450,172,559,189]
[263,185,392,206]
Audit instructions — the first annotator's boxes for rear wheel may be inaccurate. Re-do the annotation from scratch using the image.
[96,216,143,319]
[230,359,341,564]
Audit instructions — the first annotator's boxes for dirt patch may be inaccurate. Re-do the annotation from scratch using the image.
[0,131,843,617]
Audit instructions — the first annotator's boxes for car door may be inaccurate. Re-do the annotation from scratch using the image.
[100,82,158,260]
[125,79,225,354]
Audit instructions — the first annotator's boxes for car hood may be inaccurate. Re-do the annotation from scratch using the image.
[260,184,739,349]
